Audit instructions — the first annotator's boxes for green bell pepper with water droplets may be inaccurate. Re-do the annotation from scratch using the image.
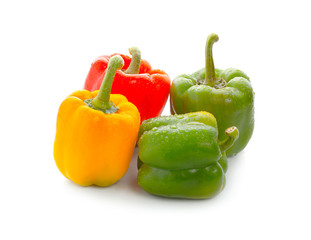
[137,112,239,199]
[170,33,254,156]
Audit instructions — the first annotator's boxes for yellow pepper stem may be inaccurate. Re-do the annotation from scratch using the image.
[90,55,124,113]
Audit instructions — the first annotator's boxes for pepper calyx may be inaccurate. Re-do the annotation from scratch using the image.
[84,98,119,114]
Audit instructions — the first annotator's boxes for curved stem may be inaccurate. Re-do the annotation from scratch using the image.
[219,126,239,153]
[204,33,219,86]
[124,46,141,74]
[91,55,124,113]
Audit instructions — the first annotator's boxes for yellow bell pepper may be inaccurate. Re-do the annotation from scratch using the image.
[54,55,140,187]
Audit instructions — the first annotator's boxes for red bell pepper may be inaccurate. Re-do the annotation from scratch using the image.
[84,47,171,123]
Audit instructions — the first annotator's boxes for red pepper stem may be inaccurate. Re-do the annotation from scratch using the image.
[91,55,124,112]
[204,33,219,86]
[219,127,239,153]
[124,47,141,74]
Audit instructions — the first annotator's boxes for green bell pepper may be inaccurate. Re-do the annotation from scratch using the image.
[170,33,254,156]
[137,112,239,199]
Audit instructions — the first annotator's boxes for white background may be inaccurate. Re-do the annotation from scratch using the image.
[1,0,310,239]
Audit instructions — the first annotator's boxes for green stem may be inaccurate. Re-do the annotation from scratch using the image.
[124,47,141,74]
[204,33,219,86]
[219,127,239,153]
[91,55,124,113]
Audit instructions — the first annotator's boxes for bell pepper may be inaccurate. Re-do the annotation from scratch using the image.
[84,47,171,123]
[170,33,254,156]
[54,55,140,187]
[137,112,239,199]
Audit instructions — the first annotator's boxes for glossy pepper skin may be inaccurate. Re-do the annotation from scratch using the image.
[170,34,254,156]
[137,112,239,199]
[84,47,171,123]
[54,56,140,187]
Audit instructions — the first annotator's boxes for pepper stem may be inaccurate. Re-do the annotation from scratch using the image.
[204,33,219,86]
[219,127,239,153]
[91,55,124,113]
[124,47,141,74]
